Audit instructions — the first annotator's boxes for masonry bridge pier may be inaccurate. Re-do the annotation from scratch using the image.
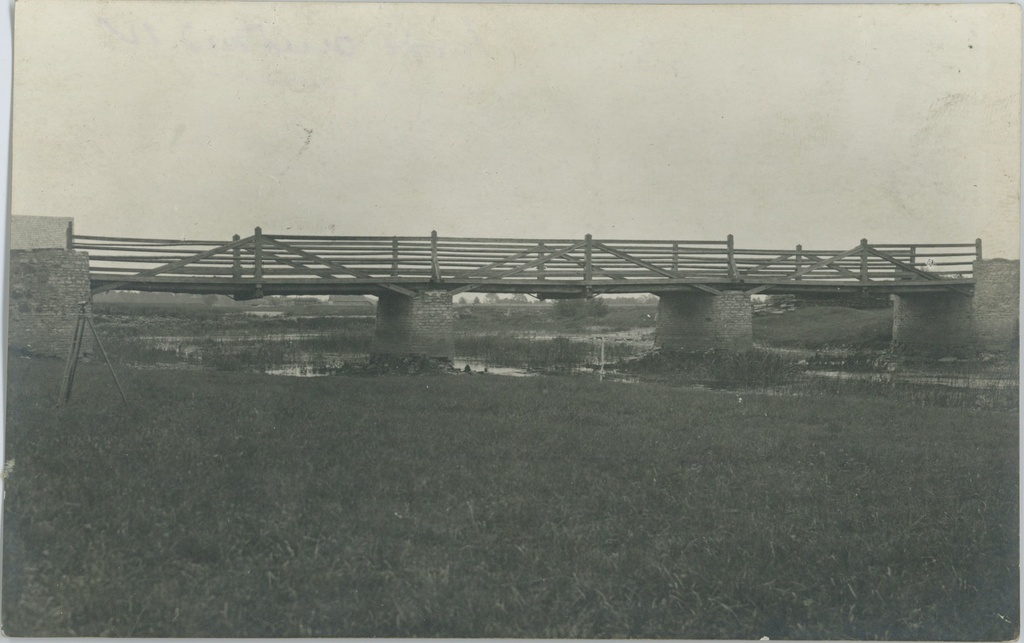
[8,216,1019,359]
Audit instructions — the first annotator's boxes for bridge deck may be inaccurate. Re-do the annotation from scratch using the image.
[75,230,980,298]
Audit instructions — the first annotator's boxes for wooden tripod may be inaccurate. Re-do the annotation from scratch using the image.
[57,302,128,406]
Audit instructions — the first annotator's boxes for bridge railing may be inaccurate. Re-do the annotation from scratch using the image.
[731,241,979,284]
[74,230,981,293]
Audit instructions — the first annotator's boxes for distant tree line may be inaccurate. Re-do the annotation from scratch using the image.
[552,298,609,319]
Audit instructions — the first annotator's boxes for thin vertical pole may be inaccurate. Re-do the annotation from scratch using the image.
[860,238,869,283]
[391,236,399,276]
[538,242,546,281]
[57,309,87,405]
[253,227,264,297]
[727,234,737,281]
[66,220,74,250]
[794,244,803,281]
[253,227,263,280]
[232,234,241,281]
[672,242,679,275]
[584,234,593,283]
[975,238,983,261]
[86,315,128,404]
[430,230,441,282]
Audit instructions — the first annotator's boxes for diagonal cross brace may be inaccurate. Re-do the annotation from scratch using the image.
[865,247,971,297]
[455,242,559,279]
[591,242,679,279]
[592,242,727,293]
[800,253,862,281]
[781,246,862,281]
[739,253,793,277]
[242,247,366,284]
[548,252,627,281]
[449,241,586,295]
[591,242,729,294]
[863,247,941,281]
[263,237,417,297]
[91,234,256,295]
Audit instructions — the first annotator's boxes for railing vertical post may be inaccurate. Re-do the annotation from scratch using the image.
[66,220,74,250]
[860,238,869,283]
[254,227,263,280]
[794,244,803,281]
[909,246,917,268]
[430,230,441,282]
[232,234,241,281]
[672,242,679,275]
[391,236,399,277]
[253,227,264,297]
[726,234,737,281]
[584,234,593,283]
[538,242,546,281]
[975,238,983,261]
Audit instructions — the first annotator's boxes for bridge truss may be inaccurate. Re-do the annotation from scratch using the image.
[75,229,981,299]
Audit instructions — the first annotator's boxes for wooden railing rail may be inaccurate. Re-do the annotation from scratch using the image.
[74,231,981,294]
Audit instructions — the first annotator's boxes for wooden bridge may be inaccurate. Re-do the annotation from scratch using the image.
[77,229,981,299]
[9,216,1014,358]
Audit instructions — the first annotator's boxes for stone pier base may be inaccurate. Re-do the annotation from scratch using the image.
[655,292,753,352]
[8,249,93,358]
[892,259,1019,355]
[971,259,1019,352]
[372,290,454,358]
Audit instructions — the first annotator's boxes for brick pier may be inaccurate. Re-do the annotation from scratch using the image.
[372,290,455,358]
[892,259,1020,355]
[655,292,753,352]
[8,249,93,358]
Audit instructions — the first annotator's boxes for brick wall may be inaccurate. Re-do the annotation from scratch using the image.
[10,215,72,250]
[372,290,454,357]
[971,259,1019,352]
[892,259,1019,355]
[655,292,753,351]
[8,250,92,357]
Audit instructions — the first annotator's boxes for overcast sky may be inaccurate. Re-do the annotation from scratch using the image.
[11,1,1022,257]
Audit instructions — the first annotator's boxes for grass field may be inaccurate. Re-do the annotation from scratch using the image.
[3,358,1017,639]
[754,307,893,349]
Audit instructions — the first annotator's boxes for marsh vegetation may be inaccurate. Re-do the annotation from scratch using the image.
[4,297,1018,638]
